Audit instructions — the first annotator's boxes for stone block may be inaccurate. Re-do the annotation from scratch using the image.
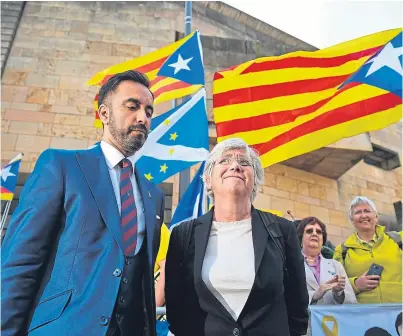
[10,102,41,111]
[25,73,60,88]
[48,89,69,105]
[297,181,310,196]
[25,87,50,104]
[36,58,57,74]
[328,234,343,246]
[38,37,86,52]
[50,136,90,150]
[266,164,287,176]
[309,205,330,223]
[5,56,38,71]
[50,105,87,115]
[1,133,18,150]
[294,202,311,219]
[2,71,28,85]
[366,181,385,193]
[70,20,88,34]
[270,196,295,215]
[263,172,278,188]
[78,54,127,65]
[88,22,115,35]
[253,193,271,211]
[309,184,327,200]
[4,109,55,123]
[295,194,321,206]
[67,90,95,108]
[320,200,334,209]
[111,43,141,57]
[285,166,316,184]
[84,41,113,56]
[15,135,51,153]
[1,85,29,102]
[262,186,290,199]
[59,76,90,90]
[54,114,81,126]
[276,175,298,193]
[329,209,349,228]
[1,120,10,133]
[9,121,39,135]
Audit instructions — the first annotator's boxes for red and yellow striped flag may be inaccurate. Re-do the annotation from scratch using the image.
[87,32,202,128]
[213,28,402,168]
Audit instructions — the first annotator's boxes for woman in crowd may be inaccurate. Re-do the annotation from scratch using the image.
[297,217,356,305]
[333,196,402,303]
[165,138,309,336]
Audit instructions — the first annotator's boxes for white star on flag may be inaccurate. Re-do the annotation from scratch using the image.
[1,166,15,182]
[366,42,402,77]
[168,54,193,75]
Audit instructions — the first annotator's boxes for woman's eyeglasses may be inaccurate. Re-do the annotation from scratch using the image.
[304,228,323,235]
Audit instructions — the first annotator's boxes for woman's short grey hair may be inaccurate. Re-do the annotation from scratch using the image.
[349,196,378,220]
[202,138,264,203]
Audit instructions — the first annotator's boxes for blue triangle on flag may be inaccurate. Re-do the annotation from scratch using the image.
[157,31,205,85]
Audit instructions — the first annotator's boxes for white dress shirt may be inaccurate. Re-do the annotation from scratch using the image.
[100,141,145,255]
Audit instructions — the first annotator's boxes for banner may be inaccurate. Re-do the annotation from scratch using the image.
[310,303,402,336]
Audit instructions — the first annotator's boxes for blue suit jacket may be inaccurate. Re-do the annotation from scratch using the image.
[1,145,164,336]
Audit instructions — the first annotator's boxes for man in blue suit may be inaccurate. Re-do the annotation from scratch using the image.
[1,70,165,336]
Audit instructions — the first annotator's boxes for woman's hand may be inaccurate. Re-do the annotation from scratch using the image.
[354,271,380,292]
[332,275,346,294]
[312,277,338,302]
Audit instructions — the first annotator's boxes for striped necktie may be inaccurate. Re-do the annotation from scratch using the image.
[119,158,138,255]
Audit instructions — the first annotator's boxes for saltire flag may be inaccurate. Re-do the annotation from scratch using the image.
[134,88,209,184]
[1,153,23,201]
[87,31,205,128]
[170,161,207,230]
[213,28,402,168]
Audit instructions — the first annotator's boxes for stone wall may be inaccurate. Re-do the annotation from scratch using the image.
[1,1,401,244]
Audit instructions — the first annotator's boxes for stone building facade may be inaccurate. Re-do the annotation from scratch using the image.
[1,1,401,244]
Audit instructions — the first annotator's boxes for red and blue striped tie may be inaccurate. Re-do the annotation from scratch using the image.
[119,158,138,255]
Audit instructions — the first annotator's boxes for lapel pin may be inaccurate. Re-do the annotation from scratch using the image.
[148,191,152,198]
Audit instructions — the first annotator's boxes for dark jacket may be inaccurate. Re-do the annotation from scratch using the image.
[1,146,164,336]
[165,207,309,336]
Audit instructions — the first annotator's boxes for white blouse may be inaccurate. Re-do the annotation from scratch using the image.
[201,218,255,320]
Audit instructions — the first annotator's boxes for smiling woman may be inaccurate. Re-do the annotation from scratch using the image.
[333,196,403,304]
[296,217,357,306]
[165,138,310,336]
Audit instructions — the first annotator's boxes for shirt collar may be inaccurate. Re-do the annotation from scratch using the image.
[355,232,378,245]
[100,141,136,172]
[301,250,321,263]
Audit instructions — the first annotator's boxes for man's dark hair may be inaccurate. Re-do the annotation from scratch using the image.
[396,312,402,335]
[296,216,328,245]
[364,327,392,336]
[98,70,153,107]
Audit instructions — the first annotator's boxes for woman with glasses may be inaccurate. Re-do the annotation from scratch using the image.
[333,196,402,304]
[165,138,309,336]
[297,217,356,305]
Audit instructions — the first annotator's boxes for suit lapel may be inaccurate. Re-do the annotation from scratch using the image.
[135,170,155,267]
[304,262,319,290]
[194,209,234,322]
[76,145,123,251]
[320,257,335,284]
[251,208,269,272]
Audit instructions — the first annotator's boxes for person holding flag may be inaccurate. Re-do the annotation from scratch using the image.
[1,70,165,336]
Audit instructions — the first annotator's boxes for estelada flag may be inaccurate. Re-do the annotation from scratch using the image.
[213,28,402,168]
[1,153,23,201]
[88,31,205,128]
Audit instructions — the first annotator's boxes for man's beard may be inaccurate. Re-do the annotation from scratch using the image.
[109,113,148,155]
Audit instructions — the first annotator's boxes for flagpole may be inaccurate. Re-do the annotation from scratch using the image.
[0,201,11,238]
[178,1,192,200]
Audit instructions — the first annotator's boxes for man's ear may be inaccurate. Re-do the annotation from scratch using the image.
[98,103,110,126]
